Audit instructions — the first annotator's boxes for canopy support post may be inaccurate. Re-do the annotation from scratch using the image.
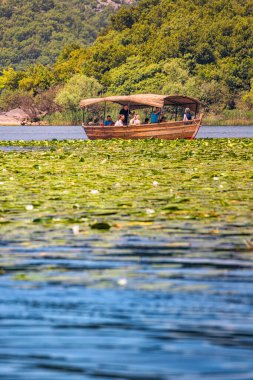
[82,108,85,126]
[150,107,154,123]
[175,106,178,121]
[103,101,107,127]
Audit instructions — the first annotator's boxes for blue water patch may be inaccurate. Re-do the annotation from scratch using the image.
[0,125,253,141]
[1,229,253,379]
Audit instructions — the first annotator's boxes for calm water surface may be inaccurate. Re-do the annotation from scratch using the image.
[0,127,253,380]
[0,125,253,140]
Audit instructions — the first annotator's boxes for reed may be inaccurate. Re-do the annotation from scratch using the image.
[44,110,83,126]
[204,110,253,126]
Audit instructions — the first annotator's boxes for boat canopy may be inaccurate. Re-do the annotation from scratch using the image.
[80,94,200,113]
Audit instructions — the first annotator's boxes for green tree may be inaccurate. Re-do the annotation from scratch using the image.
[55,74,102,111]
[18,64,56,94]
[105,56,165,94]
[242,78,253,109]
[53,46,88,82]
[161,59,197,96]
[0,68,25,90]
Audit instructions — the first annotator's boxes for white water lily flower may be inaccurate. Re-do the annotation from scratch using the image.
[91,189,99,194]
[146,208,155,215]
[9,177,14,180]
[0,182,4,185]
[25,205,34,211]
[117,278,127,286]
[71,225,79,235]
[213,177,219,181]
[2,169,7,172]
[101,159,107,164]
[153,181,159,186]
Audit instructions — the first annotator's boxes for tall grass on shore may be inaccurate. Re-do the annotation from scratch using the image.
[204,110,253,126]
[44,110,84,126]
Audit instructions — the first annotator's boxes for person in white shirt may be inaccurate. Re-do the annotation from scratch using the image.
[114,114,125,127]
[135,115,141,125]
[129,114,141,126]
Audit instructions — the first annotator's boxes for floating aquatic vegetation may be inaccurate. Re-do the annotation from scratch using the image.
[0,138,252,287]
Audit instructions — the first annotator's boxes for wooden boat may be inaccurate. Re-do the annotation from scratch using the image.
[80,94,203,140]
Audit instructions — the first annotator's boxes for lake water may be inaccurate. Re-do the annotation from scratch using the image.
[0,129,253,380]
[0,125,253,140]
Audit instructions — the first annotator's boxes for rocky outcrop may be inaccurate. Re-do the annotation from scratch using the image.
[97,0,134,10]
[0,108,30,126]
[0,108,48,125]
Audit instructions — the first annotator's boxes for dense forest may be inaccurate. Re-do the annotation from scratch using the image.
[0,0,252,120]
[0,0,134,69]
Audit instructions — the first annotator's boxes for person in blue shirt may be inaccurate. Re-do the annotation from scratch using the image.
[183,108,192,121]
[150,107,161,123]
[104,115,114,126]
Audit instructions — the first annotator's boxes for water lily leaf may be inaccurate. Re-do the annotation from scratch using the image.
[90,222,111,230]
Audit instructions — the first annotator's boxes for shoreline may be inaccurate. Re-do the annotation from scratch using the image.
[203,119,253,126]
[1,109,253,127]
[1,122,253,127]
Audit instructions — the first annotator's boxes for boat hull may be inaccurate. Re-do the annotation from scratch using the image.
[83,118,202,140]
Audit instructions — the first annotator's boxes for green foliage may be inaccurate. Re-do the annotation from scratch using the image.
[55,74,102,111]
[110,5,138,31]
[105,56,165,94]
[0,0,252,114]
[82,31,131,80]
[106,57,198,97]
[0,0,133,69]
[0,139,252,246]
[19,64,56,93]
[161,60,198,96]
[53,45,89,82]
[84,0,252,110]
[0,68,26,90]
[242,78,253,109]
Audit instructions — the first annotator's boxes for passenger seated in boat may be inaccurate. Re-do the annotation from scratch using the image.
[88,116,99,126]
[144,117,150,124]
[150,107,161,123]
[135,115,141,125]
[119,105,130,125]
[114,114,125,127]
[129,114,136,125]
[104,115,114,126]
[129,114,141,126]
[183,108,192,121]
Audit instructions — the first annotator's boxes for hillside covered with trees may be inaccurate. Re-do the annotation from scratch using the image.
[0,0,252,122]
[0,0,134,69]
